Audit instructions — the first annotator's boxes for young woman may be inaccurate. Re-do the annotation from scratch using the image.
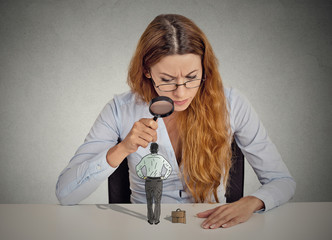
[56,14,295,229]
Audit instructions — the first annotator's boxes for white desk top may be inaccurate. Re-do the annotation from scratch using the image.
[0,202,331,240]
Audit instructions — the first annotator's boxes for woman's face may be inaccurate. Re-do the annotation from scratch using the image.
[148,54,203,112]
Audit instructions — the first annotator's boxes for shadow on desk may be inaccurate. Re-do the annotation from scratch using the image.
[96,204,147,221]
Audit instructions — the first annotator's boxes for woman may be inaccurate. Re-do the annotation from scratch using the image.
[56,14,295,229]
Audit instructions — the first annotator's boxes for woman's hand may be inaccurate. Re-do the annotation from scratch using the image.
[106,118,158,168]
[121,118,158,154]
[197,196,264,229]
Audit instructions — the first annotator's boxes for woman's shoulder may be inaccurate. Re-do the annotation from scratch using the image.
[105,90,145,109]
[223,87,248,107]
[223,87,254,125]
[103,90,148,121]
[111,90,137,105]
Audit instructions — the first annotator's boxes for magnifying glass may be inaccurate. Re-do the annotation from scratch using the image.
[149,96,174,121]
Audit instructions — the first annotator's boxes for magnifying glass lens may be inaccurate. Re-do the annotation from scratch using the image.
[149,96,174,120]
[150,101,173,115]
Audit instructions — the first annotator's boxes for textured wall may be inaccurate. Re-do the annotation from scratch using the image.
[0,0,331,204]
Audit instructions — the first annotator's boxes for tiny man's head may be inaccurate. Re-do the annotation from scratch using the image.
[150,143,159,154]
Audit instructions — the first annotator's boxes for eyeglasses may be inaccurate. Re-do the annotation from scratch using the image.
[151,77,205,92]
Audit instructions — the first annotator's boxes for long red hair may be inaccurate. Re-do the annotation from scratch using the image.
[127,14,232,203]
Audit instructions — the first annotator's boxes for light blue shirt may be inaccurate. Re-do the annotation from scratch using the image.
[56,88,296,210]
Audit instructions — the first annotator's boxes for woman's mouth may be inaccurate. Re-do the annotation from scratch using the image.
[173,99,188,106]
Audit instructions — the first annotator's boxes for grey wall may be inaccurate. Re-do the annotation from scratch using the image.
[0,0,331,204]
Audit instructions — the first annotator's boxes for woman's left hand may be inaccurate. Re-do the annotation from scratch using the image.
[197,196,264,229]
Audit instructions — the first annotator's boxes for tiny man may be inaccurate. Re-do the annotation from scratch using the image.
[136,142,172,225]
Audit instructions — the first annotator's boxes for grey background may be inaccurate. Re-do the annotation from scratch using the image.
[0,0,331,204]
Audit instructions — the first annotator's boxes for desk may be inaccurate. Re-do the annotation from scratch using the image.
[0,202,331,240]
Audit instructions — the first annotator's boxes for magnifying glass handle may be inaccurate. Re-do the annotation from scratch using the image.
[153,116,158,121]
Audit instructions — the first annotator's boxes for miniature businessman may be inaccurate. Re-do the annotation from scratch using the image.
[135,142,172,225]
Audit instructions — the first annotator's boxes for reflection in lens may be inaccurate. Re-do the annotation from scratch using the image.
[149,96,174,119]
[150,101,173,115]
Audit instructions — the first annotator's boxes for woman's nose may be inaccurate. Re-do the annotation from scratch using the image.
[173,83,186,98]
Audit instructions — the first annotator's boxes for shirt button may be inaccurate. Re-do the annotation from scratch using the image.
[97,165,101,170]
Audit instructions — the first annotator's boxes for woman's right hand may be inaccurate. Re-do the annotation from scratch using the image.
[106,118,158,168]
[121,118,158,154]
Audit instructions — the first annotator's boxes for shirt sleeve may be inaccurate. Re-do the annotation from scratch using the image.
[55,99,121,205]
[162,157,172,179]
[136,157,146,179]
[228,88,296,211]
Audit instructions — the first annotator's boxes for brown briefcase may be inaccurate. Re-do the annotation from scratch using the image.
[171,208,186,224]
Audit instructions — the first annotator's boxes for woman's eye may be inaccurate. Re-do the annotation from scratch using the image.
[186,75,197,80]
[161,78,173,82]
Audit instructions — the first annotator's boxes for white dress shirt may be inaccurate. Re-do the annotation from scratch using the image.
[136,153,172,179]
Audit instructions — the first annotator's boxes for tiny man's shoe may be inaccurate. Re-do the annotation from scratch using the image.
[154,220,160,225]
[148,220,153,225]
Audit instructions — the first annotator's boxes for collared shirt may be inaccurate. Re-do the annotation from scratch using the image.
[56,87,296,210]
[136,153,172,179]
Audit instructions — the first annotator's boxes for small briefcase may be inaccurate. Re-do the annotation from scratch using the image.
[171,208,186,224]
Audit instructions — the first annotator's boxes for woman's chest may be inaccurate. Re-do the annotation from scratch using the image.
[164,119,182,164]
